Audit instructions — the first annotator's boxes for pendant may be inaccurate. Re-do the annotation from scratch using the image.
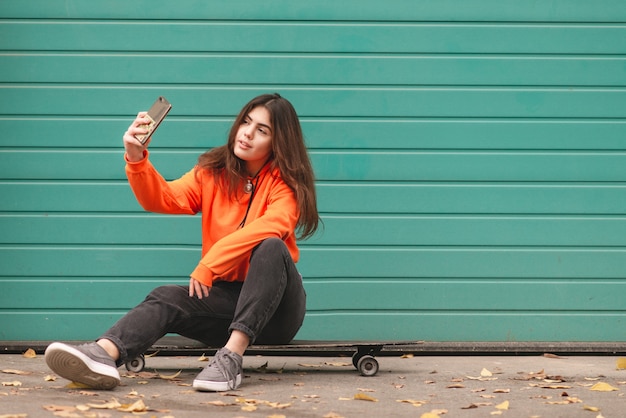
[244,179,254,193]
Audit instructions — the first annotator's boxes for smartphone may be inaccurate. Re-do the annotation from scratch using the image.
[135,96,172,144]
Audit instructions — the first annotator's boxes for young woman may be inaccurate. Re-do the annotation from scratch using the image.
[44,93,320,392]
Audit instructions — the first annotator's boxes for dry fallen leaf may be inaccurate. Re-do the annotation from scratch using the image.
[1,381,22,387]
[323,413,345,418]
[326,361,351,367]
[446,383,465,389]
[397,399,428,407]
[158,370,182,380]
[44,375,57,382]
[515,369,546,381]
[544,353,564,359]
[198,353,209,362]
[266,401,292,409]
[495,400,509,410]
[616,358,626,370]
[203,400,234,406]
[481,368,493,377]
[118,399,148,413]
[65,381,91,389]
[298,363,321,368]
[1,369,32,376]
[533,384,571,389]
[420,413,440,418]
[0,414,28,418]
[545,397,582,405]
[22,349,36,358]
[590,382,619,392]
[86,398,122,409]
[354,392,378,402]
[43,405,76,412]
[584,405,601,412]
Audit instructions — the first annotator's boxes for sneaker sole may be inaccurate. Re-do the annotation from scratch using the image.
[45,342,120,390]
[193,374,242,392]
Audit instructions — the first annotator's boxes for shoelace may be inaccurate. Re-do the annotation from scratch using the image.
[212,349,238,390]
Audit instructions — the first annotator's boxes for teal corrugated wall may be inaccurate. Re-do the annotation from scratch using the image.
[1,0,626,342]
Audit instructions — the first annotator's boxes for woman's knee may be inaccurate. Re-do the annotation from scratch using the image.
[256,237,287,254]
[146,284,188,304]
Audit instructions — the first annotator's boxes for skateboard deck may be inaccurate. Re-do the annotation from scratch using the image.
[127,339,422,376]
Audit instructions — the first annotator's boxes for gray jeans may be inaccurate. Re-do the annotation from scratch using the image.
[99,238,306,366]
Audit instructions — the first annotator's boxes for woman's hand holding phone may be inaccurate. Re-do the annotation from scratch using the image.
[123,112,152,162]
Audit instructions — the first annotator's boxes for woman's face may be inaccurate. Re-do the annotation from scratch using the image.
[234,105,273,176]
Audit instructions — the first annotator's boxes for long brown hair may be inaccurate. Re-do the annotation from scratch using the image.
[197,93,320,239]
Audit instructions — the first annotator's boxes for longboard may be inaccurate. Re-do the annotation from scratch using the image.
[126,339,422,377]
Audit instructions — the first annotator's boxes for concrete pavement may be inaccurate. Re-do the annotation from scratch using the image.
[1,351,625,417]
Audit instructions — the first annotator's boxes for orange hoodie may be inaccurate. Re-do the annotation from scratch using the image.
[125,151,300,287]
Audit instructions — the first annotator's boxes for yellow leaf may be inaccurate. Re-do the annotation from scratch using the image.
[354,392,378,402]
[397,399,427,407]
[1,381,22,387]
[323,413,345,418]
[495,400,509,410]
[266,401,292,409]
[117,399,147,413]
[2,369,32,376]
[158,370,182,380]
[616,358,626,370]
[326,361,351,367]
[583,405,600,412]
[590,382,619,392]
[420,413,440,418]
[481,368,493,377]
[541,384,571,389]
[65,381,91,389]
[241,404,257,411]
[0,414,28,418]
[43,405,76,412]
[490,411,503,416]
[298,363,321,368]
[198,353,209,362]
[203,400,233,406]
[44,375,57,382]
[22,348,36,358]
[86,398,122,409]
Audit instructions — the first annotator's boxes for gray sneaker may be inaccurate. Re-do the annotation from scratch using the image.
[45,342,120,390]
[193,347,243,392]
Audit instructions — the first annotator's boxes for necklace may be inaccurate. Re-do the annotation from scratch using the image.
[239,175,261,229]
[244,179,254,194]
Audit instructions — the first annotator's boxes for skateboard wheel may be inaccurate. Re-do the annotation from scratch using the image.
[357,355,379,376]
[125,354,145,373]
